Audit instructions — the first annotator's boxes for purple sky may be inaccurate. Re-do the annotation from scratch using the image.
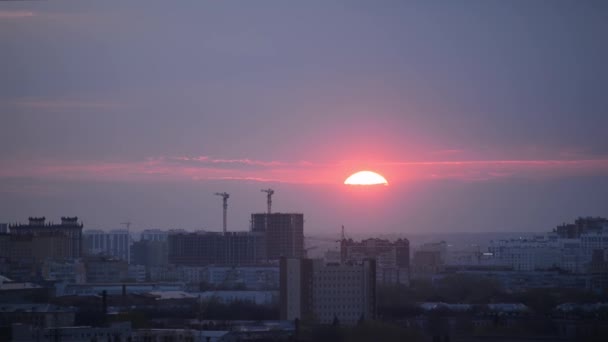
[1,1,607,235]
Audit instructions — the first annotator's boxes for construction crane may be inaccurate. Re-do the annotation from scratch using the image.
[214,192,230,234]
[260,188,274,214]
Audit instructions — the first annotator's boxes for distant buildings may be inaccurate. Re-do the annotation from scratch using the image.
[340,238,410,285]
[83,229,131,262]
[412,241,447,277]
[554,217,608,239]
[168,231,266,266]
[251,213,304,260]
[280,258,376,324]
[141,229,169,242]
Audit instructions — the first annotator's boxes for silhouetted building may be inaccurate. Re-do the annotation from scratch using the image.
[9,217,83,259]
[554,216,608,239]
[0,223,7,234]
[341,237,409,284]
[251,213,304,260]
[6,232,71,263]
[280,258,376,324]
[168,231,266,266]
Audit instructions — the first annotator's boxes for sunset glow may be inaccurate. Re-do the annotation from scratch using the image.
[344,171,388,186]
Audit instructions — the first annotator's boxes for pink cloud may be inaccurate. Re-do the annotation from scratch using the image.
[0,11,35,19]
[1,156,607,185]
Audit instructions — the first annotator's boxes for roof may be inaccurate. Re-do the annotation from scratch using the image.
[0,304,75,313]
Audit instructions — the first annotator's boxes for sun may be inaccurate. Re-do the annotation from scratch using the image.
[344,170,388,186]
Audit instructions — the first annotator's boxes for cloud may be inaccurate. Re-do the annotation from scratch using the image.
[0,11,35,19]
[1,155,608,188]
[11,98,125,111]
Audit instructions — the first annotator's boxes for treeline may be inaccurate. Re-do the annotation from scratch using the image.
[378,274,608,318]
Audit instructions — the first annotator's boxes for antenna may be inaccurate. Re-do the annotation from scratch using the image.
[260,189,275,214]
[214,192,230,234]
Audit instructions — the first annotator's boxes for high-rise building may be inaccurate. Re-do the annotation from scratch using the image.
[251,213,304,260]
[280,258,376,324]
[9,217,83,259]
[340,238,409,285]
[83,229,131,263]
[168,231,266,266]
[8,232,72,263]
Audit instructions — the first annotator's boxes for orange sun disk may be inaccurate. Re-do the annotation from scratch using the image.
[344,171,388,186]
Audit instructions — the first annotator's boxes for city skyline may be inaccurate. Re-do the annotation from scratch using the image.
[1,1,608,233]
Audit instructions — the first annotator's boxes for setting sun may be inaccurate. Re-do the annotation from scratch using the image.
[344,171,388,186]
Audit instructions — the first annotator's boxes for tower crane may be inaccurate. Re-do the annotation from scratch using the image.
[260,188,275,214]
[214,192,230,234]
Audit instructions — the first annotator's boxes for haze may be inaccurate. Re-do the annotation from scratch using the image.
[1,1,607,235]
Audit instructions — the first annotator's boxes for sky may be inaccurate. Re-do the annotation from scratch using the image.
[1,1,607,236]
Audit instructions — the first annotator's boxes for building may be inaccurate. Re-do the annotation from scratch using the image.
[84,256,129,283]
[340,238,409,284]
[412,241,448,276]
[41,260,86,284]
[0,304,75,330]
[128,264,147,282]
[0,223,7,234]
[168,231,266,266]
[280,258,376,324]
[83,229,131,263]
[140,229,169,242]
[9,217,83,259]
[7,232,72,263]
[206,266,279,290]
[131,329,231,342]
[12,322,132,342]
[488,236,563,271]
[554,217,608,239]
[131,239,169,268]
[251,213,304,260]
[580,226,608,265]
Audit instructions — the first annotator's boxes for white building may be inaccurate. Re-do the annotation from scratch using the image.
[280,258,376,324]
[488,236,561,271]
[83,229,131,263]
[581,226,608,263]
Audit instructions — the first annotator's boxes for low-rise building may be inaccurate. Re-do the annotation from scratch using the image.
[84,256,128,283]
[0,304,75,329]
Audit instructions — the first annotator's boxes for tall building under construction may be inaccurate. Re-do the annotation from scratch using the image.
[251,213,304,260]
